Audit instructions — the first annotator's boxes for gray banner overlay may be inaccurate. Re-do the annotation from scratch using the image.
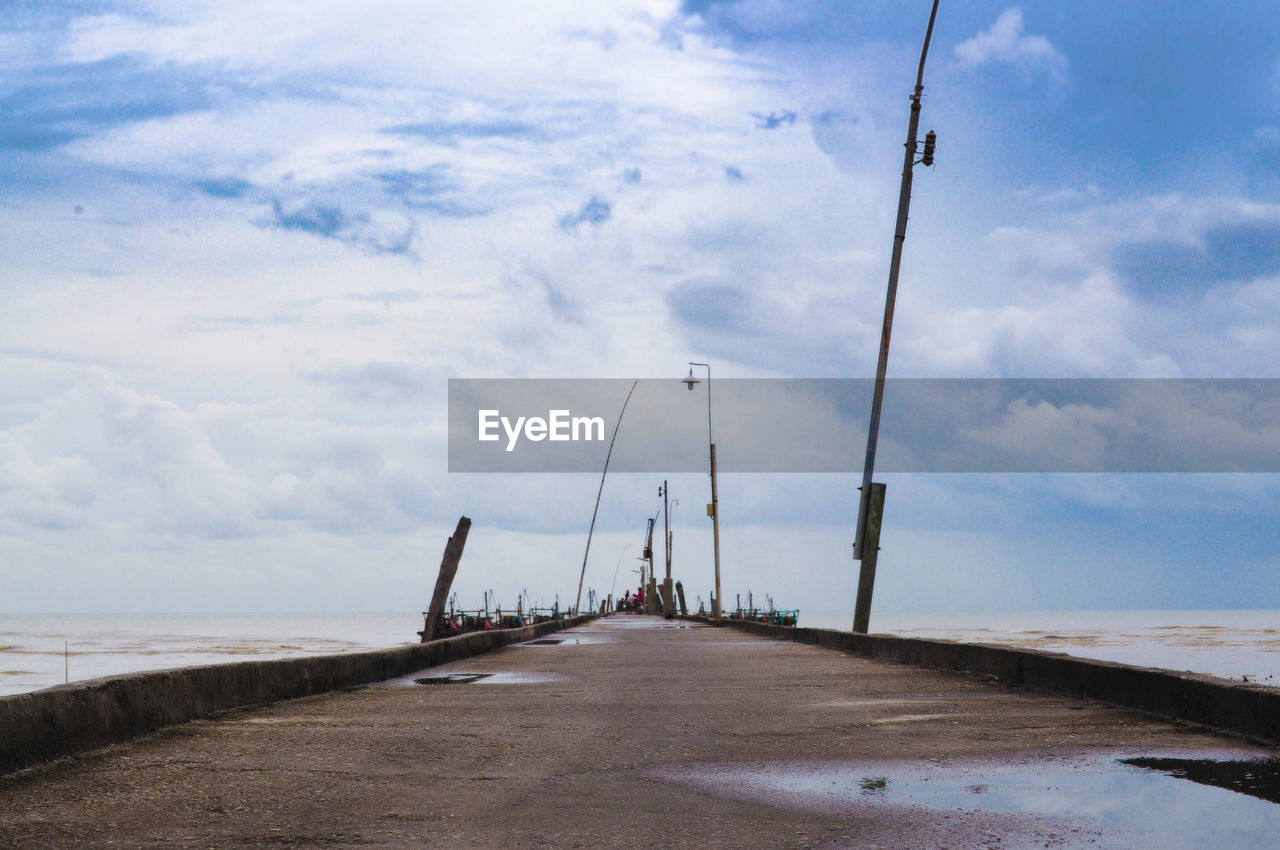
[448,379,1280,473]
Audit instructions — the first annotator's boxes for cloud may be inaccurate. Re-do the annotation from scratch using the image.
[558,196,612,231]
[0,55,219,152]
[299,361,436,404]
[343,288,425,307]
[270,199,347,237]
[382,120,540,143]
[0,370,445,541]
[6,0,1280,614]
[954,8,1067,82]
[752,110,795,130]
[1251,127,1280,149]
[197,177,253,198]
[666,278,755,333]
[504,265,583,325]
[265,197,416,255]
[0,370,247,537]
[1112,220,1280,299]
[957,398,1134,471]
[373,167,468,214]
[723,165,745,182]
[182,312,304,333]
[0,346,144,368]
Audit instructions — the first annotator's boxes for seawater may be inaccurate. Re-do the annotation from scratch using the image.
[803,609,1280,686]
[0,612,422,697]
[1,610,1278,697]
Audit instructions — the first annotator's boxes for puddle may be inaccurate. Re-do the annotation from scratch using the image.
[654,754,1280,848]
[1122,756,1280,804]
[384,670,569,687]
[864,713,967,725]
[809,698,942,709]
[597,617,701,630]
[414,673,491,685]
[516,635,603,646]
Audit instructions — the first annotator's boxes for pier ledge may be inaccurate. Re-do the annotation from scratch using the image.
[1,615,1273,848]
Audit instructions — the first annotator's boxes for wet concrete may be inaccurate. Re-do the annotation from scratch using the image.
[655,755,1280,848]
[1,615,1276,848]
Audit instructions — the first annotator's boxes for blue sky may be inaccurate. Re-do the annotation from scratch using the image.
[3,0,1280,614]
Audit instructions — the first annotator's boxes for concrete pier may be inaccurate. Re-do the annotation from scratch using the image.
[1,616,1274,848]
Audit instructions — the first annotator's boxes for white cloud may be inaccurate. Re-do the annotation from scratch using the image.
[6,2,1280,614]
[0,370,449,540]
[953,8,1068,82]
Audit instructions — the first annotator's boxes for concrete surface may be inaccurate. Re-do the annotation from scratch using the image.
[706,616,1280,743]
[0,615,1274,849]
[0,616,594,775]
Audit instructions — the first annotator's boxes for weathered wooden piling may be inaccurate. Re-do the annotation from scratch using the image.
[852,483,885,634]
[421,516,471,642]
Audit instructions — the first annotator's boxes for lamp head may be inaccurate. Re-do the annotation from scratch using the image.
[682,367,700,390]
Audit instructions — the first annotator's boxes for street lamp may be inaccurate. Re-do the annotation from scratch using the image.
[852,0,942,634]
[683,362,722,622]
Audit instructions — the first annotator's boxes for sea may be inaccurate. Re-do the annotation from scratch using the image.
[1,610,1278,697]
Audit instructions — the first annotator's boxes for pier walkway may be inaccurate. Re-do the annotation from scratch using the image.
[0,616,1271,848]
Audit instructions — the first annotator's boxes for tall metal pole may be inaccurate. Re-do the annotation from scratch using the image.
[645,516,656,612]
[660,480,674,617]
[686,362,721,622]
[710,442,721,622]
[853,0,941,634]
[662,481,670,580]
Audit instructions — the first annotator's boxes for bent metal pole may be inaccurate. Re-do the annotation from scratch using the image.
[574,379,639,615]
[853,0,941,634]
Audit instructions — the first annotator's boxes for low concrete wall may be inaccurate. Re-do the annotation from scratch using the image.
[0,616,593,775]
[696,617,1280,743]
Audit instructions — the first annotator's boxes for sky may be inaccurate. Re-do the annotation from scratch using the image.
[4,0,1280,615]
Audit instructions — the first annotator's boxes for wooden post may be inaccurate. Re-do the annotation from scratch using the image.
[421,516,472,642]
[676,581,688,616]
[852,484,886,634]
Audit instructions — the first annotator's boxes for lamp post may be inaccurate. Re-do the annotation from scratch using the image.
[852,0,941,634]
[683,362,721,622]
